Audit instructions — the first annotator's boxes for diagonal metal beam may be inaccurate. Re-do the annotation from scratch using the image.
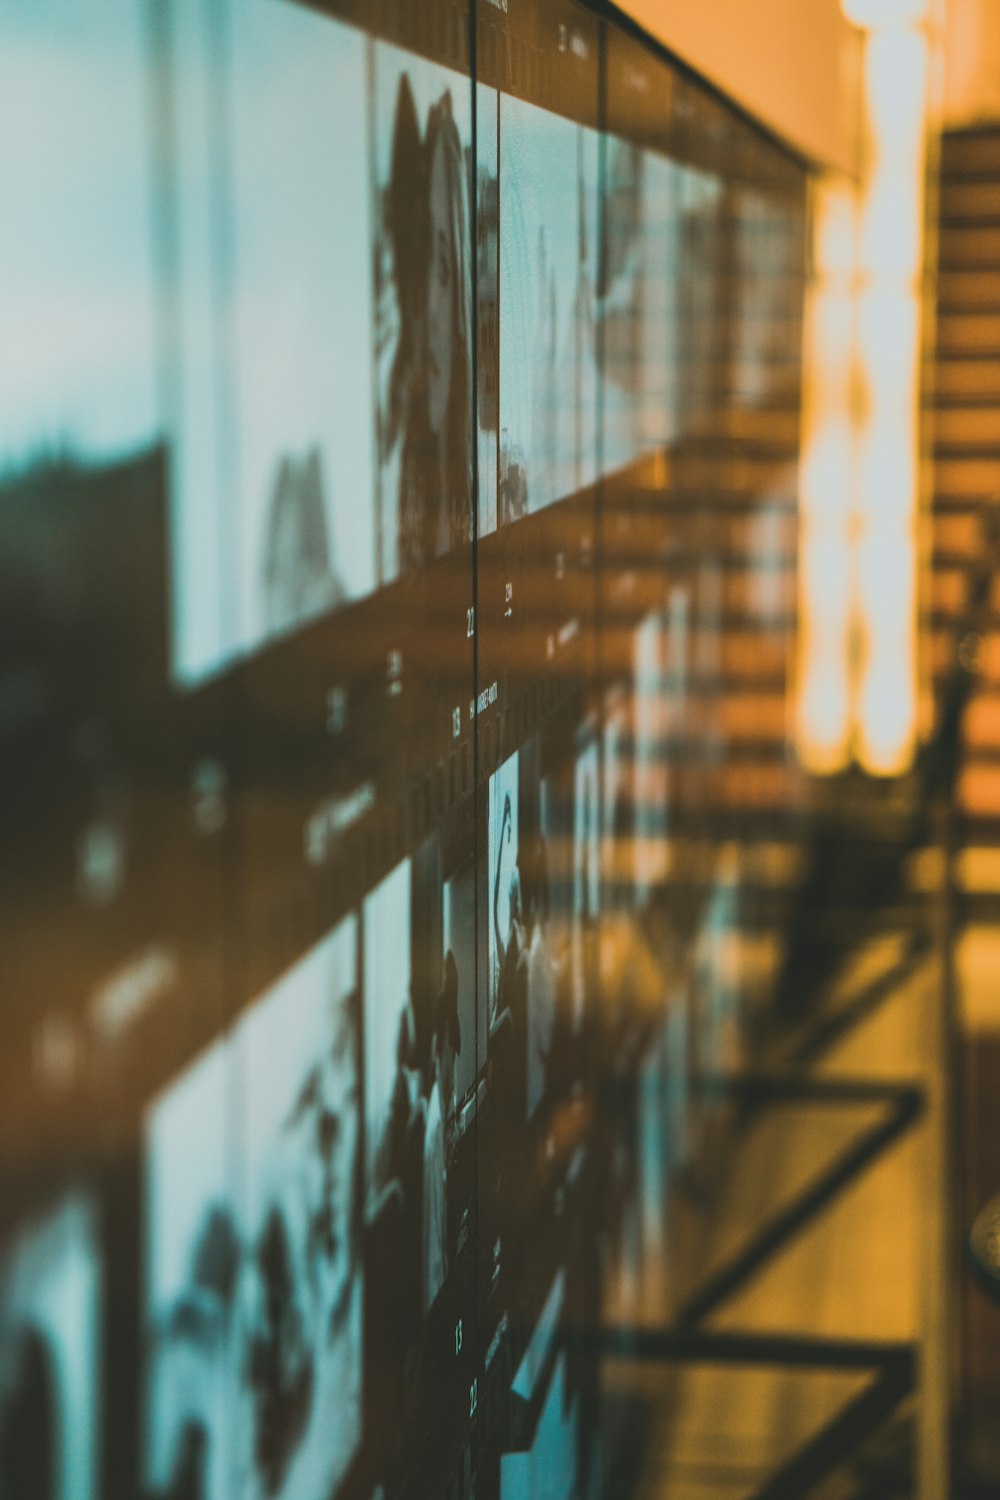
[789,933,930,1066]
[746,1361,915,1500]
[694,1074,924,1110]
[674,1085,925,1329]
[595,1325,915,1377]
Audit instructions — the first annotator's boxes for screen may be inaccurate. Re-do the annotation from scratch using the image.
[144,919,362,1500]
[0,1,809,1498]
[0,1197,100,1500]
[499,98,600,518]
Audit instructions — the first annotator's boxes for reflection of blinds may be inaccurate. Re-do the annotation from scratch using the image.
[677,159,807,828]
[497,101,532,521]
[932,129,1000,832]
[677,166,723,433]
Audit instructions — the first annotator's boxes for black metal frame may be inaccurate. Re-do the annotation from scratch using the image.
[678,1075,924,1328]
[785,928,930,1068]
[598,1327,916,1500]
[598,1062,927,1498]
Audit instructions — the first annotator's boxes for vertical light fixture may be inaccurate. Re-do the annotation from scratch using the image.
[852,2,929,774]
[796,175,860,773]
[796,0,934,775]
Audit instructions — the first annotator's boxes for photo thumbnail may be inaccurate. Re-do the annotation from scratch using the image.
[167,2,375,683]
[499,100,600,518]
[144,918,362,1500]
[373,46,474,581]
[0,1195,101,1500]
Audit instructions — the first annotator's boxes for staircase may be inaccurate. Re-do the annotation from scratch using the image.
[933,130,1000,1492]
[933,127,1000,845]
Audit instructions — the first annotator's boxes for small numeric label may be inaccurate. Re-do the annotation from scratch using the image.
[326,686,347,735]
[386,650,403,698]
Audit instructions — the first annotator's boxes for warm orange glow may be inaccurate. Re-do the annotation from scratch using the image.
[795,176,859,773]
[798,11,931,778]
[841,0,929,29]
[856,518,919,771]
[854,19,928,773]
[797,523,854,771]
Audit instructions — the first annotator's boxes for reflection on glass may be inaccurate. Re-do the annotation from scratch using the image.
[599,143,680,471]
[499,100,600,518]
[677,163,724,434]
[167,2,374,683]
[145,919,362,1500]
[0,1,158,472]
[0,2,811,1495]
[145,1035,231,1500]
[373,47,474,581]
[0,1196,100,1500]
[489,754,521,1032]
[477,83,500,539]
[502,1360,579,1500]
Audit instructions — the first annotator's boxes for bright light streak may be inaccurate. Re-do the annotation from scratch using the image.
[796,519,854,771]
[854,20,928,773]
[795,175,859,773]
[796,10,931,779]
[859,27,927,280]
[856,519,918,771]
[841,0,929,30]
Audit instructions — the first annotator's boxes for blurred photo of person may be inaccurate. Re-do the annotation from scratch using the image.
[363,839,474,1331]
[523,835,557,1119]
[361,859,425,1440]
[598,139,645,473]
[500,1276,580,1500]
[238,977,362,1500]
[167,0,376,682]
[0,1328,56,1500]
[423,952,461,1310]
[499,99,600,515]
[531,741,592,1116]
[376,58,473,579]
[677,162,724,435]
[573,742,601,1030]
[570,128,599,495]
[144,921,363,1500]
[364,863,418,1209]
[385,1000,422,1196]
[476,84,500,537]
[489,756,525,1034]
[530,230,559,509]
[261,450,346,638]
[0,1195,101,1500]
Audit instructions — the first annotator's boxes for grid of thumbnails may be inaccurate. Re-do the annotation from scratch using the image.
[0,0,807,1497]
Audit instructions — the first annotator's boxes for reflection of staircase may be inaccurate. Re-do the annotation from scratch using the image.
[933,128,1000,838]
[934,132,1000,1497]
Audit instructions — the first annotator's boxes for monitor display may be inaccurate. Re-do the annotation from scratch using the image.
[600,143,681,475]
[0,0,159,474]
[165,1,375,685]
[0,1196,101,1500]
[373,45,474,580]
[145,919,362,1500]
[0,0,809,1495]
[499,99,600,520]
[500,1275,580,1500]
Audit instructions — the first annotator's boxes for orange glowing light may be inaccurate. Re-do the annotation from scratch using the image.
[796,8,932,779]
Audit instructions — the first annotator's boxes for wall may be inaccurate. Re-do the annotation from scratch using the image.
[619,0,863,176]
[942,0,1000,125]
